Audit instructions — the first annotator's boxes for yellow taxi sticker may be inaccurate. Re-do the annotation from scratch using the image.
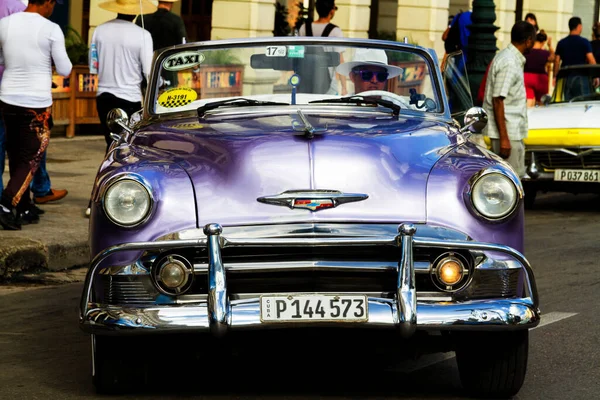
[158,87,198,108]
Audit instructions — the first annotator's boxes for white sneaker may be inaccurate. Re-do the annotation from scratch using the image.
[85,207,91,217]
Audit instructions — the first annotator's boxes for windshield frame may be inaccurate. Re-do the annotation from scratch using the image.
[142,37,449,120]
[551,65,600,104]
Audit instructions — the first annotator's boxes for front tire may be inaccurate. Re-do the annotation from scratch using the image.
[454,330,529,398]
[92,334,148,394]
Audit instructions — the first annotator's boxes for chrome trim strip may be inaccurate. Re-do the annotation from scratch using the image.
[81,298,539,334]
[526,146,600,152]
[397,224,417,337]
[221,237,398,247]
[205,224,229,337]
[191,261,431,274]
[155,223,471,242]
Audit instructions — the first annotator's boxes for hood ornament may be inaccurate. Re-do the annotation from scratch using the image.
[257,190,368,211]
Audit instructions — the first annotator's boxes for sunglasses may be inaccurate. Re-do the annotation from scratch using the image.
[353,70,389,82]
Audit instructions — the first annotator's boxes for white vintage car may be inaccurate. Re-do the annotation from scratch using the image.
[523,65,600,207]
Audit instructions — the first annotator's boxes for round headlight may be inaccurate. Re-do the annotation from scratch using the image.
[471,173,518,219]
[103,179,151,226]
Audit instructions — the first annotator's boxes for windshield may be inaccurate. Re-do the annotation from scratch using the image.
[552,67,600,103]
[151,40,443,116]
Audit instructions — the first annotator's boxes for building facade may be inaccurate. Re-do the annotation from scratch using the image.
[58,0,599,61]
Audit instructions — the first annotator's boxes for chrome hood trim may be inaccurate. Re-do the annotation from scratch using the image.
[154,222,471,242]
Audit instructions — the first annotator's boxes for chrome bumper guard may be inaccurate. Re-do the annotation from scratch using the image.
[80,223,540,337]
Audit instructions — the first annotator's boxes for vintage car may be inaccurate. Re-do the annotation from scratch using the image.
[524,64,600,206]
[79,37,540,397]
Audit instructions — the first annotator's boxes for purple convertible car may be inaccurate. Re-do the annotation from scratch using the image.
[79,37,539,397]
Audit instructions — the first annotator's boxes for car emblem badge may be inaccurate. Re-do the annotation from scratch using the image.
[257,190,368,211]
[293,198,335,211]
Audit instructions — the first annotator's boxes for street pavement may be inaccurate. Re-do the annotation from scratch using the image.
[0,135,107,277]
[0,191,599,399]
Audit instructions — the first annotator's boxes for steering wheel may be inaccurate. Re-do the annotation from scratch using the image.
[356,90,437,112]
[355,90,411,108]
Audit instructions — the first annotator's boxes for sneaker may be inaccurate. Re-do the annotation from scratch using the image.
[85,207,91,217]
[17,209,40,225]
[0,205,21,230]
[34,188,68,204]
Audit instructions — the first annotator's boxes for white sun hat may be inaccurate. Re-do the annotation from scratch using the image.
[336,48,404,78]
[98,0,157,15]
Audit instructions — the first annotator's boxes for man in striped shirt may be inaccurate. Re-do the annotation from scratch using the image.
[483,21,537,178]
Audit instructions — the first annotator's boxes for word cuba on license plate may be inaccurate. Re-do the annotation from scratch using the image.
[260,294,368,322]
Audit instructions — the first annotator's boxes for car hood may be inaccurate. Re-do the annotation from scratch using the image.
[134,114,456,227]
[526,102,600,146]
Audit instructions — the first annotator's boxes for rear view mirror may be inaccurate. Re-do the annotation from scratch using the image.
[461,107,488,134]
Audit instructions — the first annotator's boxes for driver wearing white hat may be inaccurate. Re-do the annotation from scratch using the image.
[336,48,403,94]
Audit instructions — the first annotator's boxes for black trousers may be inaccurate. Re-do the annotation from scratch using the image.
[0,101,52,210]
[96,92,142,153]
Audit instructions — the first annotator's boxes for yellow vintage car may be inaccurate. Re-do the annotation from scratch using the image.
[522,65,600,207]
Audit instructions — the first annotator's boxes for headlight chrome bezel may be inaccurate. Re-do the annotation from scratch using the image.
[465,167,523,223]
[100,173,154,228]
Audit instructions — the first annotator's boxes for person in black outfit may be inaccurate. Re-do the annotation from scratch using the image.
[135,0,187,87]
[553,17,596,86]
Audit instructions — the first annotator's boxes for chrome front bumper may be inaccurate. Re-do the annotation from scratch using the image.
[79,223,540,336]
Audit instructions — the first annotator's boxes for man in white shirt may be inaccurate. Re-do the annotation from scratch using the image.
[483,21,536,178]
[90,0,155,153]
[0,0,72,230]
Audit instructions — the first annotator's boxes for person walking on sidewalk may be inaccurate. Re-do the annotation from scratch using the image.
[482,21,536,178]
[0,0,72,230]
[0,0,68,209]
[90,0,155,152]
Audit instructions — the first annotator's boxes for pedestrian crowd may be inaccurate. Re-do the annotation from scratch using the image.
[444,5,599,180]
[0,0,187,230]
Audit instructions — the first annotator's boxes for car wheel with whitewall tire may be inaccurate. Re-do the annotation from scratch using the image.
[454,330,529,398]
[92,334,149,394]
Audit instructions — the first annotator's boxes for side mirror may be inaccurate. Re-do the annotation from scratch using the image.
[106,108,132,141]
[461,106,488,134]
[540,94,551,106]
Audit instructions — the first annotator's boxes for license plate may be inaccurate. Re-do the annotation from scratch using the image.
[554,169,600,182]
[260,294,368,323]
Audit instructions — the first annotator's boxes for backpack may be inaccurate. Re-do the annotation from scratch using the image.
[445,12,463,54]
[297,21,339,94]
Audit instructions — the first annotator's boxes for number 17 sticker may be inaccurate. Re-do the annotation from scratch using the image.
[266,46,287,57]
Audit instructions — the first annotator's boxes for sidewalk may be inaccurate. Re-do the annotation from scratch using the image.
[0,135,106,278]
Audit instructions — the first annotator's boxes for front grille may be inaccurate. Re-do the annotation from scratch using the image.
[101,276,158,304]
[455,269,521,300]
[528,149,600,170]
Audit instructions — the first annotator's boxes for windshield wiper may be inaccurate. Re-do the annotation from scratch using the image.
[197,98,289,118]
[309,95,401,117]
